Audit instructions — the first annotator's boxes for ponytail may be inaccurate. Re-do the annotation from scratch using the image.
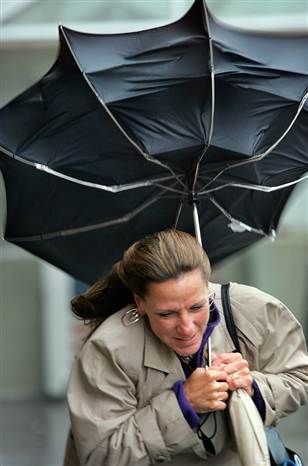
[71,263,133,327]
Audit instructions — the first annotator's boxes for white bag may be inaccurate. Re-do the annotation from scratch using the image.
[228,388,271,466]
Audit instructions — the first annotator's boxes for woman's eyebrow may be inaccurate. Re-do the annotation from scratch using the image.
[190,299,207,309]
[154,307,180,314]
[154,299,207,313]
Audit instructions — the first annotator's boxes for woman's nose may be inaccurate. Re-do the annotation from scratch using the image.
[177,314,194,334]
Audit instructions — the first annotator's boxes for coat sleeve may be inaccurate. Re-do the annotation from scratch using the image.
[67,339,199,466]
[230,283,308,427]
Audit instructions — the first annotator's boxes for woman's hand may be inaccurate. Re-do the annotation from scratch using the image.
[212,352,254,396]
[184,352,254,413]
[183,367,229,413]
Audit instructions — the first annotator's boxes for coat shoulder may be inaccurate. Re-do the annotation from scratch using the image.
[228,281,295,320]
[227,282,301,346]
[90,305,144,345]
[76,305,146,375]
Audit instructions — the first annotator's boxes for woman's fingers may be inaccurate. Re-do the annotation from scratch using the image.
[227,372,254,395]
[211,352,254,395]
[184,369,230,412]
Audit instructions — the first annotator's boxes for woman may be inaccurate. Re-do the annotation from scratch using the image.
[63,230,308,466]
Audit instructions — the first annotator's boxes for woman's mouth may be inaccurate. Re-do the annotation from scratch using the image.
[175,334,198,345]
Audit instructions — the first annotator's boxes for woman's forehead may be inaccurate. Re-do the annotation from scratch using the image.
[145,269,208,302]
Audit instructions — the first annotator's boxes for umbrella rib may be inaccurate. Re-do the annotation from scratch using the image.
[191,1,216,192]
[173,200,184,228]
[0,144,183,193]
[207,195,267,236]
[198,89,308,192]
[151,183,186,195]
[7,188,171,243]
[60,26,188,192]
[198,171,308,195]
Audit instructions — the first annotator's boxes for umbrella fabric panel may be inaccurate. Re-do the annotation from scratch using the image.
[253,107,308,170]
[7,192,279,285]
[2,147,291,284]
[198,5,308,187]
[1,0,307,189]
[106,79,210,163]
[208,9,308,102]
[61,0,210,161]
[203,79,298,160]
[198,106,308,194]
[207,187,294,234]
[9,196,186,284]
[0,156,170,239]
[61,0,208,98]
[0,58,166,185]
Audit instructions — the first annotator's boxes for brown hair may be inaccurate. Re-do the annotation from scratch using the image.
[71,229,211,327]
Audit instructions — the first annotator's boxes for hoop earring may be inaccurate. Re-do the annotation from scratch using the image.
[209,291,216,312]
[121,307,141,327]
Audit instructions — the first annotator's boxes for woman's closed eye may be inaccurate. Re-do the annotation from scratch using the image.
[191,304,204,311]
[158,311,175,318]
[157,305,205,318]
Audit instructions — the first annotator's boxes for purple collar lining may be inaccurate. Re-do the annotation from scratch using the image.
[179,302,221,376]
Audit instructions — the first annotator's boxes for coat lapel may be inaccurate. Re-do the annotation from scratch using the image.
[143,319,185,377]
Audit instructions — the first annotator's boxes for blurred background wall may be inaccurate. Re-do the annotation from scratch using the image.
[0,1,307,464]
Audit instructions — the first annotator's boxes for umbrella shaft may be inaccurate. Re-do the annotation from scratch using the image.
[193,203,202,246]
[192,202,212,366]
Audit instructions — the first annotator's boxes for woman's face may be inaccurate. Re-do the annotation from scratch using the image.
[134,269,210,356]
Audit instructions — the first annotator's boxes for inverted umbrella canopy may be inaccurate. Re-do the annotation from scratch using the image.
[0,0,308,284]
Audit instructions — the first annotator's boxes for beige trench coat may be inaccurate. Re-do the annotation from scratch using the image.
[63,282,308,466]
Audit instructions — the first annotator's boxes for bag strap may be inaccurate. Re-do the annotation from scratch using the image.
[221,284,304,466]
[221,283,241,353]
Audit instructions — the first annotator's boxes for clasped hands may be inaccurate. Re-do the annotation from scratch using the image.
[184,352,253,413]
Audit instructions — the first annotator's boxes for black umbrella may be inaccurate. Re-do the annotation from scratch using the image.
[0,0,308,284]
